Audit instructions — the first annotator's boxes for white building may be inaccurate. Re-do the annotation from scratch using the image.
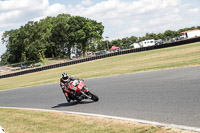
[139,39,155,47]
[181,29,200,39]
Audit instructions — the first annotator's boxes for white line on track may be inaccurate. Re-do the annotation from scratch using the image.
[0,107,200,132]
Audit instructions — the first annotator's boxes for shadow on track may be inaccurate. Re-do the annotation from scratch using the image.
[52,101,94,108]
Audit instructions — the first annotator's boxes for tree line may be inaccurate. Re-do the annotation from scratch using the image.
[1,14,104,64]
[1,13,199,64]
[95,26,200,52]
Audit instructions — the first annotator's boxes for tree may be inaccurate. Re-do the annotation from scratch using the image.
[111,39,121,47]
[1,29,22,63]
[51,14,71,58]
[157,33,164,40]
[164,30,174,40]
[70,16,104,57]
[129,36,138,44]
[1,13,104,63]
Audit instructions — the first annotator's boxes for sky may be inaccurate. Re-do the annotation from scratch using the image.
[0,0,200,56]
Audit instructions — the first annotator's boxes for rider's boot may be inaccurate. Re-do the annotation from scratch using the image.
[66,96,71,102]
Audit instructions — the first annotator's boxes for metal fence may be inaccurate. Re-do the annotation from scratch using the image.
[0,37,200,79]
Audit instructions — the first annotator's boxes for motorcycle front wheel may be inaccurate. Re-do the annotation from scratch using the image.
[87,91,99,102]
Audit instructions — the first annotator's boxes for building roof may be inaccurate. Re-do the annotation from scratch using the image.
[181,29,200,33]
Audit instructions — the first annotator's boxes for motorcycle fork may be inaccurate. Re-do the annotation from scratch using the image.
[80,91,91,99]
[81,87,91,99]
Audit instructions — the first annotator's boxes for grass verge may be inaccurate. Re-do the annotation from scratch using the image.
[0,42,200,90]
[0,108,195,133]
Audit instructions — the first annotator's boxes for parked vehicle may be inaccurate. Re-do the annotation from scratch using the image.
[139,39,155,47]
[87,52,96,57]
[66,79,99,102]
[20,63,27,69]
[71,56,80,60]
[130,43,141,48]
[180,29,200,39]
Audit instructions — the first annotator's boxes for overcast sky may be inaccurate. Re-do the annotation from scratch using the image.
[0,0,199,56]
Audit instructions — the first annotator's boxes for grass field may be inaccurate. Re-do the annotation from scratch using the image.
[0,108,195,133]
[0,42,200,133]
[0,42,200,90]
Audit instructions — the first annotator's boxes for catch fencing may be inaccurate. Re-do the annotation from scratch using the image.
[0,37,200,79]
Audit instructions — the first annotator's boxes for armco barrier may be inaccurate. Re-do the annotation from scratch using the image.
[0,37,200,79]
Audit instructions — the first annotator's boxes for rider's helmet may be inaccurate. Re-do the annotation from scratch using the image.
[61,72,69,82]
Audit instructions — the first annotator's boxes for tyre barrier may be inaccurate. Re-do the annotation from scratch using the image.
[0,37,200,79]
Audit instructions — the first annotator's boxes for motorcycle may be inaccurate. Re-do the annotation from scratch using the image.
[66,79,99,102]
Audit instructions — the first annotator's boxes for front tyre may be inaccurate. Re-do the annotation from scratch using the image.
[88,91,99,102]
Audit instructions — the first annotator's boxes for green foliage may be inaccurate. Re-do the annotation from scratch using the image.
[69,16,104,56]
[1,14,104,63]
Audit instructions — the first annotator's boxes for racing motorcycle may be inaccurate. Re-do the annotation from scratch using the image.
[66,79,99,102]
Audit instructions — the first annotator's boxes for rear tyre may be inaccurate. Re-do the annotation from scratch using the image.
[75,96,82,103]
[88,91,99,102]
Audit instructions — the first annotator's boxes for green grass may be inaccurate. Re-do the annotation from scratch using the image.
[0,108,183,133]
[0,42,200,90]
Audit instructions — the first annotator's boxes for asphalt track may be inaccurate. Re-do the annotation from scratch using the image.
[0,66,200,130]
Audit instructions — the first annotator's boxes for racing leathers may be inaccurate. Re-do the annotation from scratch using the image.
[60,77,79,102]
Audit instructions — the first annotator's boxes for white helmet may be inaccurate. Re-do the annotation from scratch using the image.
[0,126,5,133]
[61,72,69,82]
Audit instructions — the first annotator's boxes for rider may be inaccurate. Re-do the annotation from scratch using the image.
[60,72,79,102]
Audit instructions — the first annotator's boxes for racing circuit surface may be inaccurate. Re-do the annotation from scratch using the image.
[0,66,200,129]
